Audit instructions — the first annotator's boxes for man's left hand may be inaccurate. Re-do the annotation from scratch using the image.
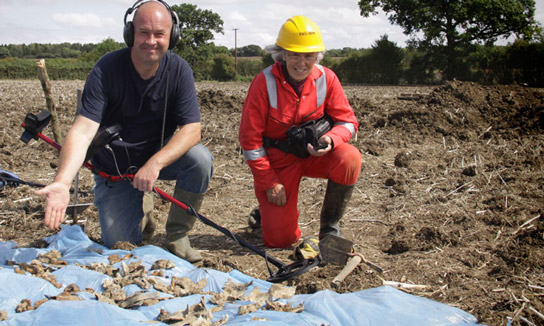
[132,163,160,192]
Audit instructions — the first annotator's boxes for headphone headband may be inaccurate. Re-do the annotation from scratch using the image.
[124,0,175,24]
[123,0,180,49]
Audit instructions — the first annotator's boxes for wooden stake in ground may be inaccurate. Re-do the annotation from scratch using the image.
[36,59,62,144]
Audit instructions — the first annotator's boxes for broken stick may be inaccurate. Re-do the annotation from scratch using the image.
[36,59,62,144]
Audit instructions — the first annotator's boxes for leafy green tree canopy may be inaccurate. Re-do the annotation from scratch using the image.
[235,45,263,57]
[369,34,403,84]
[171,4,223,67]
[358,0,539,79]
[327,47,360,57]
[79,38,124,62]
[358,0,539,46]
[0,47,10,59]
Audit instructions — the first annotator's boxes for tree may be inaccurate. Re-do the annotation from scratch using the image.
[171,4,223,69]
[211,54,235,81]
[368,34,403,84]
[6,44,22,57]
[504,40,544,85]
[327,47,359,57]
[358,0,540,79]
[0,46,10,59]
[191,45,230,81]
[262,53,274,67]
[234,45,263,57]
[79,38,124,62]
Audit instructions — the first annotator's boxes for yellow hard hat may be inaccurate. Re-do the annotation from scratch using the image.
[276,15,326,53]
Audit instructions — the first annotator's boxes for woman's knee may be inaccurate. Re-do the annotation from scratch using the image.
[261,213,301,248]
[330,144,362,184]
[262,227,301,248]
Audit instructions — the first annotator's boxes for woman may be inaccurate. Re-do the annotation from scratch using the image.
[239,15,361,248]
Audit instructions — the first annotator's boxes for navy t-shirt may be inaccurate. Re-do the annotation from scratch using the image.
[79,48,200,174]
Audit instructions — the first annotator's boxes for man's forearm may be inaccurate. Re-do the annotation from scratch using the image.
[54,116,99,186]
[147,122,201,171]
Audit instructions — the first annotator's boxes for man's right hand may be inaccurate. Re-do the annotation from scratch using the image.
[266,183,286,206]
[35,182,71,230]
[33,116,99,231]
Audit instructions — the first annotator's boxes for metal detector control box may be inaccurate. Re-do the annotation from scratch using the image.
[20,109,51,144]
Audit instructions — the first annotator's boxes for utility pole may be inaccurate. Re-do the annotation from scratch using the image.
[232,28,239,73]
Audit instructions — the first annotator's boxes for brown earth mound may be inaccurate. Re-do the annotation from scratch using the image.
[0,79,543,325]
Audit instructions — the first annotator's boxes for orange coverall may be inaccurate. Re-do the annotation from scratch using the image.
[239,61,361,248]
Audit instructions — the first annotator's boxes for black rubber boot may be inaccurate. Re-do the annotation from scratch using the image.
[165,187,204,263]
[318,179,355,240]
[248,207,261,229]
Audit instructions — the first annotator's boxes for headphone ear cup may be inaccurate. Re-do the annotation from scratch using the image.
[169,24,179,49]
[124,21,134,47]
[168,11,180,49]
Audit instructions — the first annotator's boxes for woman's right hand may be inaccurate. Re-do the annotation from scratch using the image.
[266,183,286,206]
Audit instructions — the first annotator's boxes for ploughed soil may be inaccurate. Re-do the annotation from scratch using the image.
[1,79,543,326]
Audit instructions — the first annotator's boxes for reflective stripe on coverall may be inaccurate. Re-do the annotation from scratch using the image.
[239,62,362,248]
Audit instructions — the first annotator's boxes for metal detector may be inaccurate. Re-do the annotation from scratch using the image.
[20,110,319,283]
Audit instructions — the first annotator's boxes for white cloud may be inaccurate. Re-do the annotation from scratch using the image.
[225,11,250,28]
[52,12,105,28]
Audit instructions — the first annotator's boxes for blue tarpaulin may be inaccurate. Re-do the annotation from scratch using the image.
[0,225,482,325]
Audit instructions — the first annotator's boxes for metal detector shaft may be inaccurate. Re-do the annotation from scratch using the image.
[154,187,285,268]
[22,123,285,269]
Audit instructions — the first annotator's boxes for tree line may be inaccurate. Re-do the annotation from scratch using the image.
[0,1,542,86]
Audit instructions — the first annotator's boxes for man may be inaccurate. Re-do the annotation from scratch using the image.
[36,0,213,263]
[239,15,361,249]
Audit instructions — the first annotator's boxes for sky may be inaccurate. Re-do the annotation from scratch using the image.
[1,0,544,50]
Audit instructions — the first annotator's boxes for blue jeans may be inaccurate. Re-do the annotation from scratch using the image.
[93,143,213,248]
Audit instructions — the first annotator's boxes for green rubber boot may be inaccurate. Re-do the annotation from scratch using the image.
[165,187,204,263]
[140,192,156,241]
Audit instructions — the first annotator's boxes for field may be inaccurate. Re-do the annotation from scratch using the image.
[1,79,543,325]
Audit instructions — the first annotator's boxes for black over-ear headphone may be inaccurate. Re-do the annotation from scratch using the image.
[123,0,180,49]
